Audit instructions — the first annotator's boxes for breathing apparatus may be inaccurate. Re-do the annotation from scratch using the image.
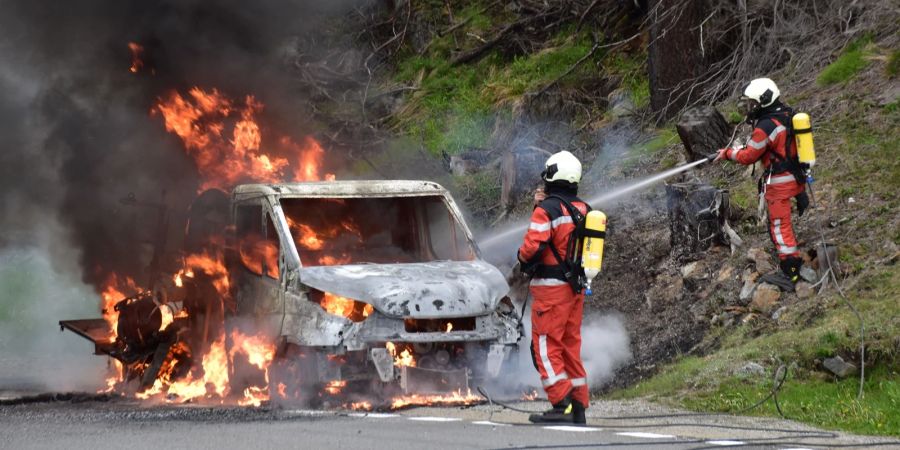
[580,210,606,295]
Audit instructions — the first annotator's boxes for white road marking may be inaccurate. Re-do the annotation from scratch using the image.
[705,440,745,446]
[348,413,399,418]
[282,410,330,417]
[543,426,600,432]
[407,416,462,422]
[616,432,675,439]
[780,448,814,450]
[472,421,511,427]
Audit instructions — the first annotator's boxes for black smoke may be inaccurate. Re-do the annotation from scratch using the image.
[0,0,370,288]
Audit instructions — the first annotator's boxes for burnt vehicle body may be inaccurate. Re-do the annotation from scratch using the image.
[61,180,520,399]
[231,181,519,398]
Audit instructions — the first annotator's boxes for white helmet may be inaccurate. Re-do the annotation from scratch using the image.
[542,150,582,184]
[742,78,780,108]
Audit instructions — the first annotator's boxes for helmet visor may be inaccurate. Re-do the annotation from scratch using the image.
[738,97,759,116]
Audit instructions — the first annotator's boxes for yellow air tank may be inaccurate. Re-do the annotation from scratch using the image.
[792,112,816,167]
[581,210,607,295]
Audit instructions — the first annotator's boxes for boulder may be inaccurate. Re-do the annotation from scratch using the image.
[750,283,781,314]
[823,356,858,378]
[738,280,756,304]
[795,282,814,299]
[746,247,774,274]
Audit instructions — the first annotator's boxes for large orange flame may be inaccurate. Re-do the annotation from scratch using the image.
[152,87,332,191]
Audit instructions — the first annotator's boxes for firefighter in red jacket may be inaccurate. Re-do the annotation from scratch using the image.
[517,150,589,425]
[714,78,808,288]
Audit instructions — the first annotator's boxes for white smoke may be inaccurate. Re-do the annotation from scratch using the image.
[0,226,106,393]
[511,308,632,392]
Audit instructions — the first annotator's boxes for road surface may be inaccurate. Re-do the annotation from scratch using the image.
[1,394,897,449]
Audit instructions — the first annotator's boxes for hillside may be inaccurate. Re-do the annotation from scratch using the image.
[355,0,899,437]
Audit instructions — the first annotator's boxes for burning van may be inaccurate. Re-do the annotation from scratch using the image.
[61,180,520,407]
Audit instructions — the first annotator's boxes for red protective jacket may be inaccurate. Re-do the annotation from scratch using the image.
[725,109,805,260]
[517,191,591,406]
[724,112,805,201]
[518,195,589,284]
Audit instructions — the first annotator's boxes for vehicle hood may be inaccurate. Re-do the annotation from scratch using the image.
[298,260,509,318]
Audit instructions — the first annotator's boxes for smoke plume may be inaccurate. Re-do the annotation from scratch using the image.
[0,0,370,390]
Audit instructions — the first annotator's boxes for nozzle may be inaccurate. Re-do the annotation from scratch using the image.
[706,153,718,162]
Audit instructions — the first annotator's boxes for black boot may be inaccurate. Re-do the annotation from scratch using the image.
[572,400,586,425]
[780,256,803,283]
[528,397,573,423]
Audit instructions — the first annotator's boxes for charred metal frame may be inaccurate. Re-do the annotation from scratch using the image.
[230,181,519,387]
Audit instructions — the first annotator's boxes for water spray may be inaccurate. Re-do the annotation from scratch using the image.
[478,155,715,251]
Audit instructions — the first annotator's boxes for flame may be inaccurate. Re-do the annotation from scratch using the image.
[229,330,275,371]
[101,360,123,393]
[239,386,269,407]
[385,342,415,367]
[284,216,361,266]
[184,252,229,295]
[390,389,480,410]
[238,238,279,278]
[320,293,373,321]
[324,380,347,395]
[446,323,453,333]
[347,401,373,411]
[128,42,143,73]
[158,305,175,332]
[99,274,141,340]
[138,338,230,402]
[153,87,329,192]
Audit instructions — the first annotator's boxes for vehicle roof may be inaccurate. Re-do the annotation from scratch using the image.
[233,180,448,198]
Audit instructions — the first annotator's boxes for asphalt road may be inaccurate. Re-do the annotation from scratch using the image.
[1,395,898,450]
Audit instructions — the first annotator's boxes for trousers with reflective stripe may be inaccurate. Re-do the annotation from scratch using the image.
[530,284,589,407]
[764,173,804,260]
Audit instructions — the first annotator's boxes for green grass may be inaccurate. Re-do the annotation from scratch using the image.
[817,36,874,85]
[392,17,647,156]
[886,49,900,78]
[684,366,900,436]
[611,263,900,437]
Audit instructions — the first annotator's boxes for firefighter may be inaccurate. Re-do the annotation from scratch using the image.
[517,150,590,425]
[714,78,808,290]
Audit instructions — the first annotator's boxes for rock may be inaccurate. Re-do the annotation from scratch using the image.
[800,266,818,284]
[795,282,814,299]
[823,356,858,378]
[715,266,734,283]
[741,268,759,283]
[747,247,775,274]
[772,306,788,321]
[681,261,707,279]
[750,283,781,314]
[735,362,765,378]
[607,89,635,118]
[738,280,756,304]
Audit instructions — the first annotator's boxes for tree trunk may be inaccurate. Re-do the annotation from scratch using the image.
[676,106,732,161]
[647,0,704,120]
[666,182,730,261]
[500,147,546,212]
